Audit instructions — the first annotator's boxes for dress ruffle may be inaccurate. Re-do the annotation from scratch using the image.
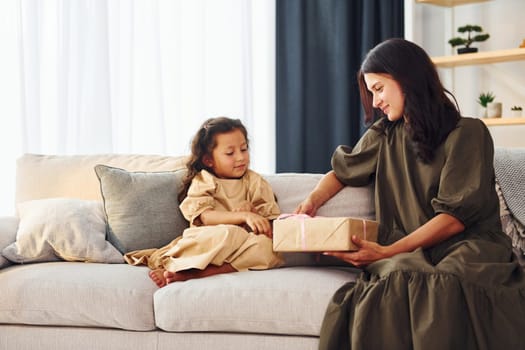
[319,243,525,350]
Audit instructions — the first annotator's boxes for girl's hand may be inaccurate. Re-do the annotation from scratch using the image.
[323,235,390,267]
[245,212,272,238]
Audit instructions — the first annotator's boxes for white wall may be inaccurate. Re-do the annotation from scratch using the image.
[406,0,525,147]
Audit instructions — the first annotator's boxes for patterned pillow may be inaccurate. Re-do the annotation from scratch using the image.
[496,180,525,255]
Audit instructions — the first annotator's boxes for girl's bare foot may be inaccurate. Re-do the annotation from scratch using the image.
[149,269,168,287]
[163,270,192,284]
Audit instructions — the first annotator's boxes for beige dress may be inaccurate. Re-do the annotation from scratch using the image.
[124,169,283,272]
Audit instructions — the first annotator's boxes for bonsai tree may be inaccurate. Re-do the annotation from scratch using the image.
[477,91,495,108]
[448,25,490,54]
[511,106,523,111]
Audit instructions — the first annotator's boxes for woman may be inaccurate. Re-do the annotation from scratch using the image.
[295,38,525,349]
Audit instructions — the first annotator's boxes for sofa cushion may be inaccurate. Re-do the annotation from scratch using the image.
[265,173,375,219]
[0,216,18,268]
[2,198,123,264]
[0,262,157,331]
[95,165,188,253]
[15,153,188,205]
[154,266,358,336]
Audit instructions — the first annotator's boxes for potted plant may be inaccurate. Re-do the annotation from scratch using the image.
[448,25,490,54]
[511,106,523,117]
[477,91,495,118]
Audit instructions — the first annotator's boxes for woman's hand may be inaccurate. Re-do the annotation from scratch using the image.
[244,212,273,238]
[294,171,344,217]
[323,235,391,267]
[294,197,318,216]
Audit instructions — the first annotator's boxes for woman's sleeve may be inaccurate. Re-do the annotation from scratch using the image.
[331,126,382,186]
[247,171,281,220]
[179,171,216,226]
[431,119,497,227]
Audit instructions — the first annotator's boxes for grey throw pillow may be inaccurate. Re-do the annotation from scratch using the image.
[94,165,188,254]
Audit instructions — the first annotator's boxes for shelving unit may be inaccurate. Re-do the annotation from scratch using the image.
[417,0,524,127]
[431,48,525,125]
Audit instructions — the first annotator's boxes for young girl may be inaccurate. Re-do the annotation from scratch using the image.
[125,117,283,287]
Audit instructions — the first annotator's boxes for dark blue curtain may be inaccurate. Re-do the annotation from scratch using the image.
[276,0,404,173]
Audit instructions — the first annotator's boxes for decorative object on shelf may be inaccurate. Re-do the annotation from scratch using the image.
[520,39,525,48]
[487,102,502,118]
[448,24,490,54]
[511,106,523,117]
[477,91,495,118]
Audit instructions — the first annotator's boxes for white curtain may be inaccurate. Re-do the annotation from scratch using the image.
[0,0,276,216]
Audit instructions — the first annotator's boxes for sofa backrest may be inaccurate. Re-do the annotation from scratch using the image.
[13,153,376,267]
[15,153,188,205]
[16,153,375,218]
[265,173,375,219]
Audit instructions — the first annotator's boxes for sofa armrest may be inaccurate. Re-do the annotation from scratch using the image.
[0,216,19,268]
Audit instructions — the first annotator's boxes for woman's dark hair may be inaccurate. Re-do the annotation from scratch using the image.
[178,116,248,202]
[357,38,460,162]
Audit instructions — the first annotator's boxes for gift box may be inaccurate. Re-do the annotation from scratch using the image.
[272,214,378,252]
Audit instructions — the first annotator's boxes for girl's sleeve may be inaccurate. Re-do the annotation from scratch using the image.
[431,119,497,227]
[179,171,217,226]
[247,171,281,220]
[331,126,382,186]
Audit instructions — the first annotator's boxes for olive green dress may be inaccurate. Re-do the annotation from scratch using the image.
[319,117,525,350]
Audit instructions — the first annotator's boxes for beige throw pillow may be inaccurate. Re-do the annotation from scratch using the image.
[2,198,123,263]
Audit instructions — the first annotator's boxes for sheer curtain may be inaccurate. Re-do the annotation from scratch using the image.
[0,0,276,216]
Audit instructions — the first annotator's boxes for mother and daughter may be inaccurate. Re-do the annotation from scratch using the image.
[125,37,525,349]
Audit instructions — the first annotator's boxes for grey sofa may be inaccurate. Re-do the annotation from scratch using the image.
[0,149,523,350]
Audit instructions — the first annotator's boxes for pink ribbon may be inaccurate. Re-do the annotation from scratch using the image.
[277,213,310,249]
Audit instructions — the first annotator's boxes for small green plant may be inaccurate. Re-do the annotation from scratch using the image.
[511,106,523,111]
[448,25,490,54]
[477,92,495,108]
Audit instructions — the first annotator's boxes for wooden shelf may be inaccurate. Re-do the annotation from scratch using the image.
[432,48,525,67]
[420,0,525,132]
[481,117,525,126]
[416,0,490,6]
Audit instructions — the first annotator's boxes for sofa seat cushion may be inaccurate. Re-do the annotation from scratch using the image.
[154,266,358,336]
[0,262,157,331]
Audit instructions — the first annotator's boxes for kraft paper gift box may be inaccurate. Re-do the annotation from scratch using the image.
[272,214,379,252]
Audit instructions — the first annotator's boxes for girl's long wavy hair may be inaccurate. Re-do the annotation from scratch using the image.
[178,116,248,202]
[358,38,461,163]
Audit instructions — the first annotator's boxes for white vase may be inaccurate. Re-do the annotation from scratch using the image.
[478,106,487,118]
[487,102,502,118]
[511,110,523,117]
